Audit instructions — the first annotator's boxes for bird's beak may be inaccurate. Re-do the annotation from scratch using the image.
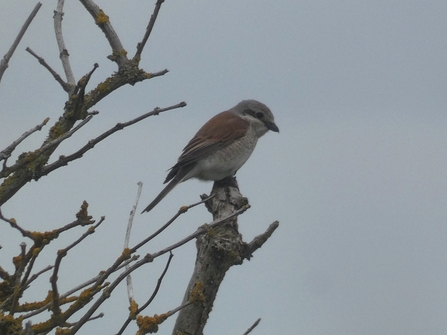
[266,122,279,133]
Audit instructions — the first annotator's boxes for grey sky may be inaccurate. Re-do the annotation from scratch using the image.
[1,1,447,334]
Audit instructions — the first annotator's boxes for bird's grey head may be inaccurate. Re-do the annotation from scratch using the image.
[233,100,279,137]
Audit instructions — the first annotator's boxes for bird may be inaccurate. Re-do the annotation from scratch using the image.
[141,99,279,213]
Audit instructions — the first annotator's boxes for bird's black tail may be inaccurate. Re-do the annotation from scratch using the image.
[141,177,180,213]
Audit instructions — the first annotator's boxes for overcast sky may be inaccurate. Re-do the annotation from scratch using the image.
[1,1,447,334]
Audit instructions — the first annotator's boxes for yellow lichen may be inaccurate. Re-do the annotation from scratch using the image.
[55,327,71,335]
[16,291,53,312]
[128,299,139,319]
[136,313,168,335]
[95,10,109,25]
[0,313,23,334]
[189,281,205,303]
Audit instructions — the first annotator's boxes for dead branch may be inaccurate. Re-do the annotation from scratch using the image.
[124,182,143,308]
[50,217,105,319]
[117,252,174,335]
[171,177,277,335]
[134,0,165,61]
[242,318,261,335]
[40,101,186,177]
[0,2,42,82]
[53,0,76,93]
[0,117,49,169]
[78,0,128,68]
[26,47,70,92]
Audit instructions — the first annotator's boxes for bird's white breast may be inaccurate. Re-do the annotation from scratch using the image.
[186,129,258,181]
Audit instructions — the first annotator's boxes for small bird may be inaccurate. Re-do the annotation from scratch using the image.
[141,99,279,213]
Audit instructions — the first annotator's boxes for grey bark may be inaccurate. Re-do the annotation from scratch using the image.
[171,177,276,335]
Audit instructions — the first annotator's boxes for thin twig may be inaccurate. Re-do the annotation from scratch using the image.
[9,243,28,314]
[0,208,34,239]
[134,0,165,61]
[26,47,70,92]
[0,2,42,82]
[0,117,49,167]
[78,0,128,68]
[132,193,215,253]
[24,265,53,287]
[40,102,186,176]
[54,0,76,93]
[242,318,261,335]
[117,252,174,335]
[149,205,251,260]
[244,221,279,260]
[138,252,173,312]
[3,115,94,176]
[22,255,139,319]
[39,115,94,153]
[50,216,105,317]
[163,300,194,318]
[125,182,143,304]
[67,206,249,334]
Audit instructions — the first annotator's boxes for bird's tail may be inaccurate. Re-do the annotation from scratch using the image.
[141,177,180,213]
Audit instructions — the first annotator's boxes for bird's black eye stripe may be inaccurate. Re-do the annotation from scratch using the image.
[244,109,264,119]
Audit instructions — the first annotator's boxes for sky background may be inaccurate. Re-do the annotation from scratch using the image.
[1,0,447,334]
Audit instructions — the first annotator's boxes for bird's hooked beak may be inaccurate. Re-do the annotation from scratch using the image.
[266,121,279,133]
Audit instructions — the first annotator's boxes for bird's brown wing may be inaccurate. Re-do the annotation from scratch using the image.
[164,111,249,183]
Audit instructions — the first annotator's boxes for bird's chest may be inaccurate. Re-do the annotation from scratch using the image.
[195,136,258,181]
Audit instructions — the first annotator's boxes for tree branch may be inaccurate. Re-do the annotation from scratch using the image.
[171,177,278,335]
[40,101,186,176]
[26,47,70,92]
[54,0,76,94]
[242,318,261,335]
[0,117,49,168]
[0,2,42,83]
[78,0,128,68]
[134,0,165,62]
[117,252,174,335]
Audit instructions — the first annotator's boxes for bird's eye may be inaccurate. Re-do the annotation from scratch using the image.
[255,112,263,119]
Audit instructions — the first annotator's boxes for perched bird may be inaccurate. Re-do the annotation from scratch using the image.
[141,99,279,213]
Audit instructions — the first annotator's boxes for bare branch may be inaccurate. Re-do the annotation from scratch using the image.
[50,217,105,318]
[125,182,143,305]
[131,194,216,254]
[78,0,128,68]
[9,242,28,314]
[134,0,165,61]
[149,205,251,260]
[26,47,70,92]
[40,101,186,176]
[0,2,42,83]
[22,255,139,319]
[40,115,94,153]
[54,0,76,93]
[24,265,53,287]
[23,321,34,335]
[0,117,49,167]
[137,252,173,313]
[125,182,143,250]
[65,205,248,334]
[172,177,276,335]
[243,221,280,260]
[242,318,261,335]
[0,208,34,239]
[2,115,94,177]
[117,252,174,335]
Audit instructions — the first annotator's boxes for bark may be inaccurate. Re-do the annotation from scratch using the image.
[171,177,257,335]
